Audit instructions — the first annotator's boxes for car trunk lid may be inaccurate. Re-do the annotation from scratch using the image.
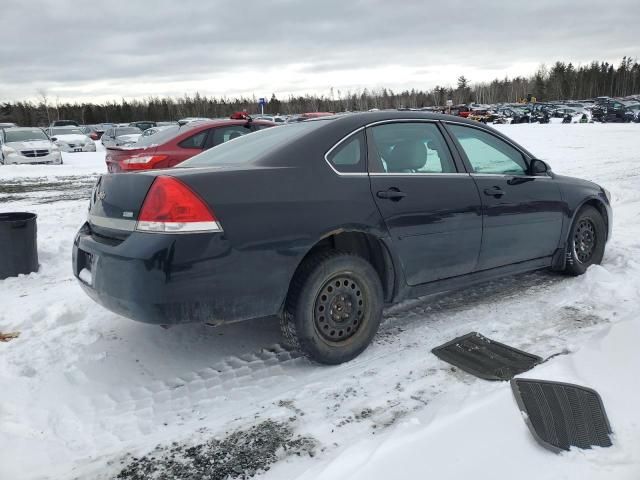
[88,173,156,238]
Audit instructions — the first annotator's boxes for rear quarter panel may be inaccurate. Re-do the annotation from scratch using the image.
[172,151,386,318]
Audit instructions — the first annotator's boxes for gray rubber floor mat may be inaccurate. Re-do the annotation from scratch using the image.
[511,378,613,452]
[431,332,542,381]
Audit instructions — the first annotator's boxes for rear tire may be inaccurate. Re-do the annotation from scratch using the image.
[563,206,606,276]
[281,251,383,365]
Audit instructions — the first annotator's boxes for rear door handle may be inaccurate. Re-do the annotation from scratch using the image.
[377,189,407,200]
[483,187,505,197]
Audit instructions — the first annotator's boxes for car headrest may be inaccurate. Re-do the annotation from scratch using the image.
[387,140,427,172]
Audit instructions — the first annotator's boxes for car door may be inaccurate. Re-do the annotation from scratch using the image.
[166,128,210,167]
[445,122,564,271]
[367,121,482,286]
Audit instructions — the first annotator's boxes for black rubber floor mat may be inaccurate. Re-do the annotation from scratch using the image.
[431,332,542,381]
[511,378,613,452]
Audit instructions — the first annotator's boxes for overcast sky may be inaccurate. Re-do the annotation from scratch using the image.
[1,0,638,103]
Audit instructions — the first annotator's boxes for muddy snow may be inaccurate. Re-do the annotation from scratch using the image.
[0,124,639,480]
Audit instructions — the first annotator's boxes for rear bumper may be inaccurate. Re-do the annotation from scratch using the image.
[58,143,96,152]
[72,222,287,325]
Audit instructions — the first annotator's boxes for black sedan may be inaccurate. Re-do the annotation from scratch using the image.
[73,112,612,364]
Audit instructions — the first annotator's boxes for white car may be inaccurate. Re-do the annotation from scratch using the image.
[47,127,97,152]
[0,127,62,165]
[101,126,143,147]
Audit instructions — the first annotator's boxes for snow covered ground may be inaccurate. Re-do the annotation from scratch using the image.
[1,125,639,479]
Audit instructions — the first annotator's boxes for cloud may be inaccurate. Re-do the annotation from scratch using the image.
[0,0,638,102]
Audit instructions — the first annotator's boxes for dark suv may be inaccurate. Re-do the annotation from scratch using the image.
[73,112,612,364]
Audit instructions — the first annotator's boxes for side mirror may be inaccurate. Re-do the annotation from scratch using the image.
[51,137,58,142]
[529,158,550,175]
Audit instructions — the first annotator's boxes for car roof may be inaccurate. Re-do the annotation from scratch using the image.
[178,118,275,131]
[305,110,486,129]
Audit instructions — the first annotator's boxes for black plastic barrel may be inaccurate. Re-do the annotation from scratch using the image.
[0,212,39,279]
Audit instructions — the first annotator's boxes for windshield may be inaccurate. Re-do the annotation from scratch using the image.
[4,129,48,142]
[180,120,329,167]
[51,128,84,136]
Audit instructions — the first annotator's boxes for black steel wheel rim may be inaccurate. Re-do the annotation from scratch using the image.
[314,274,365,342]
[573,218,597,263]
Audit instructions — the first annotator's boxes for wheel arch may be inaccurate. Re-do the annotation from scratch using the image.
[570,197,610,242]
[284,230,399,310]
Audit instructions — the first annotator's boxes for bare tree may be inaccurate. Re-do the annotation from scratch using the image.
[37,88,51,125]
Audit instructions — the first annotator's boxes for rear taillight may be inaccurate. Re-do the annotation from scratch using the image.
[136,176,222,233]
[122,155,168,170]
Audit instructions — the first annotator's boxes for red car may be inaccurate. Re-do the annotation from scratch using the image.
[105,118,275,172]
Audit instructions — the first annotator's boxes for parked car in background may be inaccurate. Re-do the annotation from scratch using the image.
[496,107,530,123]
[591,99,635,122]
[254,115,286,123]
[129,121,157,131]
[74,111,611,364]
[104,118,274,172]
[80,125,105,140]
[177,117,211,126]
[551,107,583,118]
[101,126,143,147]
[627,103,640,122]
[50,120,79,127]
[1,127,62,164]
[455,105,472,118]
[0,122,18,130]
[287,112,335,122]
[47,127,97,152]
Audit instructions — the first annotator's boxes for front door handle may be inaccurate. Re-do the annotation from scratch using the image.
[483,187,505,198]
[377,189,407,200]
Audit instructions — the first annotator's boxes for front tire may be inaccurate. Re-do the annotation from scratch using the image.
[563,206,606,276]
[281,251,383,365]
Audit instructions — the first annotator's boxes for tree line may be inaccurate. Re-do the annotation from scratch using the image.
[1,58,638,126]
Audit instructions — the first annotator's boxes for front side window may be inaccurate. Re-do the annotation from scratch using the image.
[368,122,456,174]
[326,131,365,173]
[448,124,527,175]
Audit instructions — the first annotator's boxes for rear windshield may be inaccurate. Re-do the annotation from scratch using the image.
[4,129,48,142]
[51,127,84,135]
[136,125,180,146]
[116,127,142,135]
[180,121,329,167]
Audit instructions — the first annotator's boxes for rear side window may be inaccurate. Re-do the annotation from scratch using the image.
[326,131,365,173]
[368,122,456,174]
[179,130,208,149]
[448,124,527,175]
[210,125,252,147]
